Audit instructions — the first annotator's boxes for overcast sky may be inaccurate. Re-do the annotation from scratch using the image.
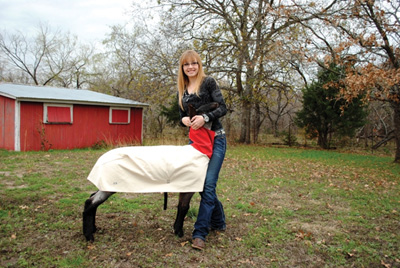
[0,0,135,44]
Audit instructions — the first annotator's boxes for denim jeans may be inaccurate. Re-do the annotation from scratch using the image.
[192,134,227,241]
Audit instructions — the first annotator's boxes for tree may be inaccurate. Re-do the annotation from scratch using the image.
[295,64,367,149]
[156,0,339,143]
[298,0,400,162]
[95,19,186,137]
[56,43,97,89]
[340,0,400,162]
[0,24,78,86]
[264,84,299,138]
[160,97,181,126]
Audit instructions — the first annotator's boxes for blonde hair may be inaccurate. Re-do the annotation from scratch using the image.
[177,50,206,109]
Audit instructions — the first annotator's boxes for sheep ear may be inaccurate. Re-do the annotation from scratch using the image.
[196,102,219,114]
[188,104,196,119]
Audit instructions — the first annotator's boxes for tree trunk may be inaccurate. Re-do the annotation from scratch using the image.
[239,73,253,144]
[239,100,252,144]
[273,121,279,137]
[318,130,329,149]
[392,101,400,163]
[253,103,261,143]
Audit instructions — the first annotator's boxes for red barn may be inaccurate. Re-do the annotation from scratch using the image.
[0,83,148,151]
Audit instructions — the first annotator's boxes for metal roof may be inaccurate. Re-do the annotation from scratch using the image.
[0,83,148,107]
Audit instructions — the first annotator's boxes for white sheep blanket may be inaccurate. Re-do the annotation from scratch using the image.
[87,128,214,193]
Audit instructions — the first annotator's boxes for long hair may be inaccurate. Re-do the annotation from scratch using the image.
[177,50,206,109]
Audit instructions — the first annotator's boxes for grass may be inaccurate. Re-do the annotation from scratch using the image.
[0,144,399,267]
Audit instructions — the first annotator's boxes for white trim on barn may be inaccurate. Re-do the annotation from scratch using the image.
[109,107,131,124]
[15,101,20,152]
[43,103,74,124]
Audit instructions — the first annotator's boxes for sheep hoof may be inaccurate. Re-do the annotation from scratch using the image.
[85,233,94,242]
[174,229,184,238]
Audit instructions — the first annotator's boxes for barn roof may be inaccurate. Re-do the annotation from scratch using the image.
[0,83,148,107]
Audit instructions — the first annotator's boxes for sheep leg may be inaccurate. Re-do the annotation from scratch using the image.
[82,191,115,242]
[173,192,194,237]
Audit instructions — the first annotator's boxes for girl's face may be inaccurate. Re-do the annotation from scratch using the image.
[182,58,199,78]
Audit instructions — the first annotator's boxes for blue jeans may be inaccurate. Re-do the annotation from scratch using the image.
[192,134,227,241]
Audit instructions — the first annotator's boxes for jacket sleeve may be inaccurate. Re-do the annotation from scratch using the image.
[177,92,187,127]
[204,77,227,121]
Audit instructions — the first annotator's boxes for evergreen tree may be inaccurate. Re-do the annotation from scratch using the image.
[160,97,181,126]
[295,65,367,149]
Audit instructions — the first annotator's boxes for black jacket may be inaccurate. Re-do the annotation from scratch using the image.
[179,76,227,131]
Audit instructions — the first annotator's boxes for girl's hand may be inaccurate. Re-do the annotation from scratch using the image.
[182,116,191,127]
[190,115,205,130]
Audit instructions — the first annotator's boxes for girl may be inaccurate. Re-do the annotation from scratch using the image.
[177,50,227,250]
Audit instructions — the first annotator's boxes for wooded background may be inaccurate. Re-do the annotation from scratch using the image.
[1,0,399,162]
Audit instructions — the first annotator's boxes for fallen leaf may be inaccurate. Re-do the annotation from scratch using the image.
[381,260,391,268]
[165,253,173,257]
[235,237,242,241]
[180,241,189,247]
[295,229,313,240]
[126,252,132,256]
[239,259,253,264]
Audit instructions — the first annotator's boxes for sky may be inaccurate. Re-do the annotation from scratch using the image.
[0,0,135,44]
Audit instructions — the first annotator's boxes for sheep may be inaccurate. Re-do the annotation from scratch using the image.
[82,103,218,242]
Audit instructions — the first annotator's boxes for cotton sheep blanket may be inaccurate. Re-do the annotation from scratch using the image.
[87,127,215,193]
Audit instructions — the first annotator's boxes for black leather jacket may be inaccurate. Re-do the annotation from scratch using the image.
[179,77,227,131]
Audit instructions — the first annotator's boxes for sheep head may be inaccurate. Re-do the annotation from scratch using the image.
[188,102,219,119]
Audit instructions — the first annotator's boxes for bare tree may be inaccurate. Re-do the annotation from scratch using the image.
[54,43,97,89]
[0,24,78,86]
[357,101,394,149]
[93,17,188,137]
[156,0,339,143]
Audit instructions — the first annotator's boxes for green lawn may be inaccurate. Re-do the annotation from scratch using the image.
[0,145,399,267]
